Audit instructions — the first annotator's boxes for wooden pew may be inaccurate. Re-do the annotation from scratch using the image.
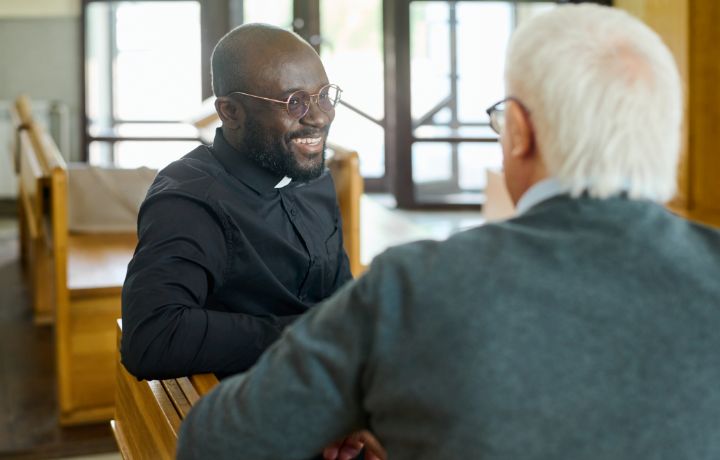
[13,95,54,323]
[113,321,219,459]
[326,144,364,276]
[16,101,137,425]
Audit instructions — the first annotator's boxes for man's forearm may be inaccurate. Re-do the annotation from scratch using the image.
[121,305,291,380]
[178,277,377,459]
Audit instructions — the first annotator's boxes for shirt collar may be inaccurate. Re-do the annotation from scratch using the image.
[210,128,287,194]
[275,176,292,188]
[515,177,568,215]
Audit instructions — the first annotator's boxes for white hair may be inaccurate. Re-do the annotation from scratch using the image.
[505,4,682,202]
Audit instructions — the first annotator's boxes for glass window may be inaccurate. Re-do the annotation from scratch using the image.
[320,0,385,179]
[85,3,112,126]
[410,2,451,122]
[406,0,556,204]
[412,142,452,184]
[88,141,113,167]
[113,1,201,121]
[329,109,385,178]
[456,2,512,123]
[458,143,503,190]
[85,1,203,169]
[243,0,293,29]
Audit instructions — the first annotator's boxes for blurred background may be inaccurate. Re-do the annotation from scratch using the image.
[0,0,599,210]
[2,1,719,459]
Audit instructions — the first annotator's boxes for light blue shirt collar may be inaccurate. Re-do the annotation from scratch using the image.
[515,178,568,215]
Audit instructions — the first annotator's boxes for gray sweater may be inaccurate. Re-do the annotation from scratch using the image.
[178,195,720,460]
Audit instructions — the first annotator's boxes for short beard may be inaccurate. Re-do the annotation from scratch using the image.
[242,118,326,183]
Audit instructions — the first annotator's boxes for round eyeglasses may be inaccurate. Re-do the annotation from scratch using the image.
[227,84,342,120]
[486,96,530,135]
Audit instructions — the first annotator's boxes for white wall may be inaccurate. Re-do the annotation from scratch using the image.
[0,3,81,198]
[0,102,19,198]
[0,0,80,18]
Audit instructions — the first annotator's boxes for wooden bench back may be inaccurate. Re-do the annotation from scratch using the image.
[326,144,364,276]
[113,320,219,459]
[16,96,89,422]
[16,95,70,323]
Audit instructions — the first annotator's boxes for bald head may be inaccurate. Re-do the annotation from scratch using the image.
[211,23,319,97]
[211,23,334,182]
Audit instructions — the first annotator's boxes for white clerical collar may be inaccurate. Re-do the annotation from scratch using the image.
[274,176,292,188]
[515,178,568,215]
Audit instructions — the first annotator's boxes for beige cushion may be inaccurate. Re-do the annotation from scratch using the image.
[68,164,156,233]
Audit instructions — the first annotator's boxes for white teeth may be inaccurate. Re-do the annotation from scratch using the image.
[292,137,322,145]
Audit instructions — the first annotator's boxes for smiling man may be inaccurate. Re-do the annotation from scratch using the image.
[120,24,352,381]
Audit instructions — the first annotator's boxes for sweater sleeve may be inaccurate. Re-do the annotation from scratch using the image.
[175,256,392,460]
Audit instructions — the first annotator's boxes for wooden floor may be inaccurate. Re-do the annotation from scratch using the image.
[0,218,118,460]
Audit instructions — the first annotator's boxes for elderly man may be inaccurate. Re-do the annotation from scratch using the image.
[121,24,352,380]
[178,5,720,460]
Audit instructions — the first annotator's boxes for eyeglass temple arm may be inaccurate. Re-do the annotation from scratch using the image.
[227,91,288,105]
[228,85,341,106]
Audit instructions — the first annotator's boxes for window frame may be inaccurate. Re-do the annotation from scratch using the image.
[384,0,612,209]
[80,0,230,162]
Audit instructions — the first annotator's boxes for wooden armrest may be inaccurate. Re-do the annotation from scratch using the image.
[14,94,34,127]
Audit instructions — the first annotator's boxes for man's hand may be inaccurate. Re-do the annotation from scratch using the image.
[322,430,387,460]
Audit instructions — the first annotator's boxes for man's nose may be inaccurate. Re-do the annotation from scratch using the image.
[300,98,332,127]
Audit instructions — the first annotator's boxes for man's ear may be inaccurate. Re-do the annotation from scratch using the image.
[215,97,245,130]
[506,102,535,160]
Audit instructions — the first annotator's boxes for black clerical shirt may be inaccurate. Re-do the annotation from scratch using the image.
[121,129,352,380]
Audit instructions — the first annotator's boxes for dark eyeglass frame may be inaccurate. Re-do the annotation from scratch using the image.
[226,83,342,120]
[486,96,530,135]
